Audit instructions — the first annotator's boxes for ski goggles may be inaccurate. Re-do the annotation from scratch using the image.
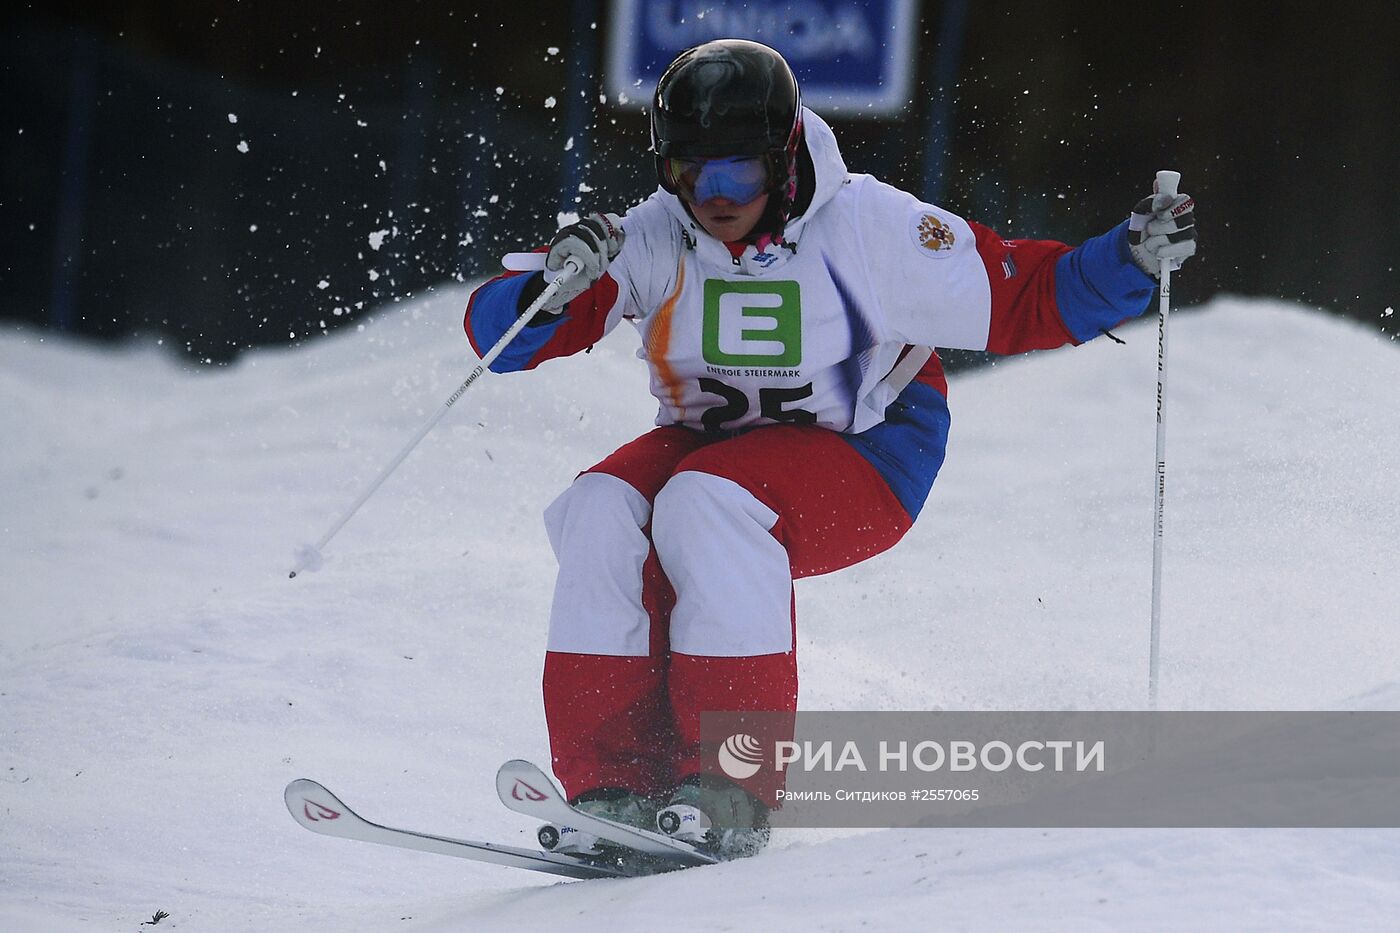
[662,154,773,206]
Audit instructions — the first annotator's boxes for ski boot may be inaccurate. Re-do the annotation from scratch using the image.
[537,788,661,856]
[655,774,770,860]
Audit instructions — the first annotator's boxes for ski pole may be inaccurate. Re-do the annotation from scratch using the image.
[288,256,584,578]
[1148,169,1180,709]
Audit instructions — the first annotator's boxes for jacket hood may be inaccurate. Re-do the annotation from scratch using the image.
[785,107,850,233]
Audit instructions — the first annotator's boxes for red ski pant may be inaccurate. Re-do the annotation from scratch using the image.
[542,423,914,803]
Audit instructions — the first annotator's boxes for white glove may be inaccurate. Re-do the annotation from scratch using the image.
[1128,188,1197,278]
[541,212,625,310]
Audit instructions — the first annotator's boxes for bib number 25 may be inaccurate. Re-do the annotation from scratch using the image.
[698,378,816,433]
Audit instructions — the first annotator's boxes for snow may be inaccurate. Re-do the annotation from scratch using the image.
[2,291,1398,931]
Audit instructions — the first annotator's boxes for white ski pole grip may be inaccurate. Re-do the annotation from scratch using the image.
[1148,168,1180,708]
[288,256,585,579]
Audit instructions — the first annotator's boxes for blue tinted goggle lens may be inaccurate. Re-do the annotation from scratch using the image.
[666,156,770,205]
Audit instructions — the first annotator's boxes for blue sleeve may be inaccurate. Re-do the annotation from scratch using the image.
[1053,220,1158,343]
[465,273,566,373]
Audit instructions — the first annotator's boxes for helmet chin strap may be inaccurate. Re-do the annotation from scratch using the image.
[748,197,789,246]
[750,125,810,248]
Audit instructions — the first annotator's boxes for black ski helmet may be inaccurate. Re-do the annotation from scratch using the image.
[651,39,803,202]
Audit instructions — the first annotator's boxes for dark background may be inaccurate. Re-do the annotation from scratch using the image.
[4,1,1397,364]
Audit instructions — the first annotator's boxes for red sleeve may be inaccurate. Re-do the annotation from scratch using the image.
[462,244,622,372]
[967,221,1077,354]
[523,275,621,369]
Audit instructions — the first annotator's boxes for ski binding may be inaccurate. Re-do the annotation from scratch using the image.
[495,759,718,869]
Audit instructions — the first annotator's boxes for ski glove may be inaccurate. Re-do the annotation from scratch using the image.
[540,212,625,311]
[1128,188,1197,278]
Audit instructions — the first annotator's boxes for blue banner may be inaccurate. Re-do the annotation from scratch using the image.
[606,0,918,118]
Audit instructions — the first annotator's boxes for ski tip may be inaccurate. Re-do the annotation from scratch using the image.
[285,779,355,832]
[496,760,561,810]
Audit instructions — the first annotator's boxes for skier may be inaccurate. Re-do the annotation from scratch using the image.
[464,38,1196,859]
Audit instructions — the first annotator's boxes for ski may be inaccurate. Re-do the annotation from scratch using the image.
[495,760,719,868]
[284,778,628,881]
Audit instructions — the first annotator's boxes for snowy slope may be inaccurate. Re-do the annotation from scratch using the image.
[2,290,1398,931]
